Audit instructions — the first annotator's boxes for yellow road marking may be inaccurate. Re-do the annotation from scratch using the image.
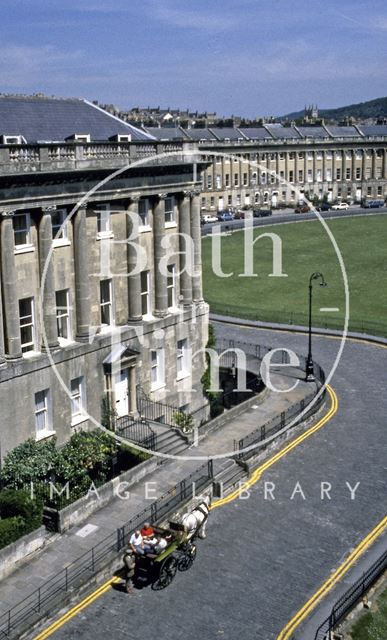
[32,576,121,640]
[276,515,387,640]
[211,384,337,508]
[33,386,337,639]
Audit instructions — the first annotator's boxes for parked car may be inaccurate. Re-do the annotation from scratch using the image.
[217,211,234,222]
[201,213,218,224]
[362,199,385,208]
[316,202,331,211]
[331,202,349,210]
[253,208,272,217]
[294,205,310,213]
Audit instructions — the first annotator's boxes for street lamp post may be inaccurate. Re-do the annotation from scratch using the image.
[305,271,327,381]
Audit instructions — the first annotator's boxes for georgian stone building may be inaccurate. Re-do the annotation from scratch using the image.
[144,124,387,210]
[0,96,209,458]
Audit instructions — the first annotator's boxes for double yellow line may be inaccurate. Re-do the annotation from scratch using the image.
[33,575,121,640]
[212,384,338,509]
[277,515,387,639]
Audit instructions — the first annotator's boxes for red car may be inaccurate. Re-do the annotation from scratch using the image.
[294,205,310,213]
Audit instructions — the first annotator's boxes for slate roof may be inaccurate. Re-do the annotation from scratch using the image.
[209,127,247,141]
[238,127,274,140]
[144,127,188,141]
[264,124,301,139]
[297,126,331,139]
[184,128,217,141]
[324,125,359,138]
[0,96,154,143]
[356,124,387,137]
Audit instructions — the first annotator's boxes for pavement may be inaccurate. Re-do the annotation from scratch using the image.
[0,345,315,621]
[26,321,387,640]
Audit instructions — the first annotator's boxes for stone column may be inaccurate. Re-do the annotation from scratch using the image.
[371,149,377,180]
[178,194,193,306]
[0,224,6,364]
[73,206,90,341]
[39,209,58,350]
[129,366,137,414]
[127,197,142,322]
[153,194,168,316]
[1,215,22,358]
[190,191,203,303]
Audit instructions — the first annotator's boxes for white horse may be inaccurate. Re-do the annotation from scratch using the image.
[181,494,211,540]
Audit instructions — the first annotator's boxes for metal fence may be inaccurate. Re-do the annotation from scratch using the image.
[215,338,327,460]
[0,461,214,640]
[115,416,157,450]
[314,549,387,639]
[209,303,387,339]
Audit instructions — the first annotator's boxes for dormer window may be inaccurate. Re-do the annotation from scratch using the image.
[65,134,91,143]
[109,134,131,142]
[1,135,25,144]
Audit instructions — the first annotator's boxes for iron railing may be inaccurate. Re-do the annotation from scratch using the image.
[314,549,387,639]
[115,416,157,450]
[137,390,181,428]
[0,461,214,640]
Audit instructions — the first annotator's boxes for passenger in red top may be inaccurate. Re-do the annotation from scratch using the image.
[140,522,154,540]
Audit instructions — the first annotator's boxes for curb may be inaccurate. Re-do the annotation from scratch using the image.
[209,313,387,347]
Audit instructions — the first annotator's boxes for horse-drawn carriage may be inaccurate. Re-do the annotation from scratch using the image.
[124,496,210,591]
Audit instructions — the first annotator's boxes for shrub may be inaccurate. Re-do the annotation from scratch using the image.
[0,439,59,489]
[0,489,43,532]
[0,517,26,550]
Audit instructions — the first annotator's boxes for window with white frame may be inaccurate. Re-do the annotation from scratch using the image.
[96,205,111,236]
[225,173,230,187]
[355,167,361,180]
[100,279,113,326]
[365,167,371,179]
[139,199,150,226]
[243,172,248,186]
[52,209,68,242]
[167,264,176,308]
[227,195,232,205]
[234,173,239,186]
[326,169,332,181]
[35,390,51,436]
[56,290,71,341]
[150,349,164,388]
[316,169,322,182]
[70,376,86,422]
[176,338,190,377]
[207,175,212,190]
[19,297,35,353]
[215,174,221,189]
[140,270,151,316]
[13,213,32,249]
[164,197,175,223]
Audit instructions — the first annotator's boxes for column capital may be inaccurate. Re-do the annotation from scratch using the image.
[41,205,57,213]
[0,209,16,218]
[129,195,140,203]
[184,188,201,198]
[157,192,169,200]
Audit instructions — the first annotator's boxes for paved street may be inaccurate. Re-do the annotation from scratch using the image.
[41,323,387,640]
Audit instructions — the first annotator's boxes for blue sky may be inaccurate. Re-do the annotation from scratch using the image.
[1,0,387,117]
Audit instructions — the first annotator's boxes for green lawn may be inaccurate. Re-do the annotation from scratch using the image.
[202,215,387,336]
[349,586,387,639]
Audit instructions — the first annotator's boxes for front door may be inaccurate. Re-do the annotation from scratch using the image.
[115,369,129,418]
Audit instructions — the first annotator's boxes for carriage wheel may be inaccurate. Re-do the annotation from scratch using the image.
[178,543,197,572]
[152,555,178,590]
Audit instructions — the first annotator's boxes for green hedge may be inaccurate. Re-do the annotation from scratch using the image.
[0,489,43,530]
[0,517,26,549]
[0,490,44,550]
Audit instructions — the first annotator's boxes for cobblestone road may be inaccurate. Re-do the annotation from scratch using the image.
[42,323,387,640]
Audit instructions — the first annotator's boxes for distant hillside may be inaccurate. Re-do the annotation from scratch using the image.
[281,96,387,122]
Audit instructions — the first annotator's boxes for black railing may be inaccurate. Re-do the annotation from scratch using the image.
[0,461,214,640]
[314,549,387,639]
[115,416,157,450]
[137,390,180,428]
[215,338,326,460]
